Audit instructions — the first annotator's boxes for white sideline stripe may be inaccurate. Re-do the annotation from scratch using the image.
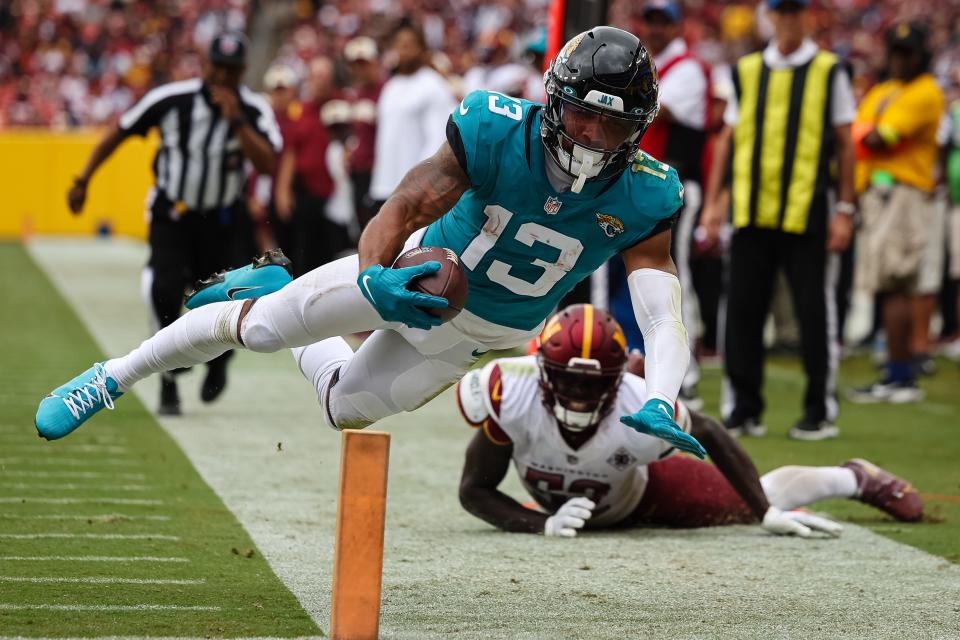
[0,457,137,466]
[0,556,188,562]
[0,470,146,480]
[0,513,170,521]
[0,603,219,612]
[0,576,205,585]
[0,497,162,505]
[0,533,180,541]
[0,483,151,491]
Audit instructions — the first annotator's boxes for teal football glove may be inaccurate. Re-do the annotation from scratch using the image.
[620,399,707,459]
[358,262,449,330]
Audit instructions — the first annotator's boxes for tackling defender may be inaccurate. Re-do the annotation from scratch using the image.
[458,305,923,537]
[36,27,701,458]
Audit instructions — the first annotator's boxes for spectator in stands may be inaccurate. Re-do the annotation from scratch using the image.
[275,55,346,276]
[321,99,358,246]
[343,36,382,230]
[850,24,945,404]
[248,63,300,255]
[368,21,456,213]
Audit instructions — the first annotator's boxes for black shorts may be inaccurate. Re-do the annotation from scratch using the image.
[147,192,239,283]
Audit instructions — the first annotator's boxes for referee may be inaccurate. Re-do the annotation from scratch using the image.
[700,0,856,441]
[67,32,282,415]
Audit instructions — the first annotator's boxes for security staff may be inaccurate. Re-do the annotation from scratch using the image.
[66,33,282,415]
[700,0,856,441]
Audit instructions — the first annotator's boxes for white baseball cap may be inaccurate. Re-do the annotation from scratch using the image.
[321,100,353,125]
[344,36,378,62]
[264,64,297,90]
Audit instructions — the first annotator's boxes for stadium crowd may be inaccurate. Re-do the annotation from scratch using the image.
[8,0,960,425]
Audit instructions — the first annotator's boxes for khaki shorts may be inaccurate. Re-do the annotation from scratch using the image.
[950,205,960,280]
[856,184,935,293]
[916,197,946,294]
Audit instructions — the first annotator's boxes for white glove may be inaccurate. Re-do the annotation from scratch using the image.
[544,497,596,538]
[761,506,843,538]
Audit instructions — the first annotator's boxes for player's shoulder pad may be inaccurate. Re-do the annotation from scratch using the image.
[456,360,504,426]
[451,89,531,144]
[626,150,684,221]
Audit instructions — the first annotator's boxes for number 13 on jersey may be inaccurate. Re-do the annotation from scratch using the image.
[460,205,584,298]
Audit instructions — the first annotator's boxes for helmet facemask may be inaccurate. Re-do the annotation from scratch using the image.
[539,356,624,432]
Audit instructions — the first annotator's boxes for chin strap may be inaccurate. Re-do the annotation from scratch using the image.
[571,154,594,194]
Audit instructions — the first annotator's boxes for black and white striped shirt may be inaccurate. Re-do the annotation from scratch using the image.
[118,78,283,211]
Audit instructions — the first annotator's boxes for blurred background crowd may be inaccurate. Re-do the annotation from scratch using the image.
[5,0,960,410]
[6,0,960,128]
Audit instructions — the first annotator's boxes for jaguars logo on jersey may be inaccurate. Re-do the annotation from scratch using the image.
[596,213,625,238]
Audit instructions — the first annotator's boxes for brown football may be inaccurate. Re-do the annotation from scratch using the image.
[393,246,469,323]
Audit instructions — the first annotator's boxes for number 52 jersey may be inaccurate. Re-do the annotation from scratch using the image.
[456,356,692,527]
[422,90,683,332]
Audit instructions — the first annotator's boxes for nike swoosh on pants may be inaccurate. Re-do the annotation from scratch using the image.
[227,286,260,300]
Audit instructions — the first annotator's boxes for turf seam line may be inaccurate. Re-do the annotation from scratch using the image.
[0,514,171,521]
[0,483,152,491]
[0,604,221,612]
[0,497,162,505]
[0,556,189,562]
[1,445,130,454]
[0,533,180,540]
[0,576,205,585]
[0,457,138,466]
[0,471,147,479]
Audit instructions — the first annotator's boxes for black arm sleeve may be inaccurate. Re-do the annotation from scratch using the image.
[446,116,470,178]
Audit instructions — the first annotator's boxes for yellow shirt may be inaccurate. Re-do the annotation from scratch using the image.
[855,74,944,192]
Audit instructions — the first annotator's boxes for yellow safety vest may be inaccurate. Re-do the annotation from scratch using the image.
[731,50,839,234]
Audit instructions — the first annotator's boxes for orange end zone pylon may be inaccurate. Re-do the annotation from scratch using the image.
[330,430,391,640]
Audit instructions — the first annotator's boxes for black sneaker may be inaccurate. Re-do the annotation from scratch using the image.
[847,379,924,404]
[723,416,767,438]
[158,374,181,416]
[788,418,839,441]
[201,350,233,403]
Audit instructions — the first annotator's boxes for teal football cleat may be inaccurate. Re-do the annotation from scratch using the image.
[184,249,293,310]
[35,363,123,440]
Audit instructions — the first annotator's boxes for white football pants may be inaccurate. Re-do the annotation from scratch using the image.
[106,230,541,430]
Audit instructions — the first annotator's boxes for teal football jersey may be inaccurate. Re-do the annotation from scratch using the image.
[422,90,683,331]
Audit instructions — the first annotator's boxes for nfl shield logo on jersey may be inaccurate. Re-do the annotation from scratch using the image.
[607,447,637,471]
[544,196,562,215]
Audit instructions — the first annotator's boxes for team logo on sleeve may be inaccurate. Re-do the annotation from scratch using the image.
[595,213,625,238]
[544,196,562,215]
[607,447,637,471]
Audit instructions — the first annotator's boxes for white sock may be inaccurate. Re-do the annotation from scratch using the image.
[292,338,353,428]
[760,465,859,511]
[105,301,244,390]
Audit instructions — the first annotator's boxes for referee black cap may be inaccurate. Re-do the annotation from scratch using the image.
[209,32,248,67]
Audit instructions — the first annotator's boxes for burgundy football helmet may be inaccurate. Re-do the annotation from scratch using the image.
[536,304,628,431]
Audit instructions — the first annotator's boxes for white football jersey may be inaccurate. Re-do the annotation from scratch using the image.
[457,356,690,526]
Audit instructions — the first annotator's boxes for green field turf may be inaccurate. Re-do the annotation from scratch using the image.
[6,237,960,639]
[0,242,320,637]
